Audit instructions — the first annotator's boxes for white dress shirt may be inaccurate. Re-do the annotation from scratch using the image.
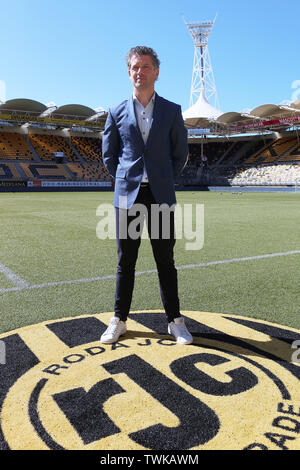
[133,92,155,182]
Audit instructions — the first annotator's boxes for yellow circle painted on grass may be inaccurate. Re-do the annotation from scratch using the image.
[1,310,300,450]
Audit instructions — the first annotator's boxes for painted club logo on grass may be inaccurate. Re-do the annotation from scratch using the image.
[0,310,300,450]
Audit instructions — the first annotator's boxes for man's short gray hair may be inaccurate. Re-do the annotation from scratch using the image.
[126,46,160,70]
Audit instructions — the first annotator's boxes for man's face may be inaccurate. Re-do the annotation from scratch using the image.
[128,54,159,92]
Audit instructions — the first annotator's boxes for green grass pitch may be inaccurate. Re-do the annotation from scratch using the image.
[0,190,299,334]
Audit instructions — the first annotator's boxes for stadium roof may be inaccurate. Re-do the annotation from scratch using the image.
[216,102,300,125]
[291,99,300,109]
[216,112,255,124]
[0,96,299,135]
[0,98,47,114]
[0,98,107,130]
[249,103,300,118]
[184,98,300,134]
[50,104,96,119]
[183,90,222,129]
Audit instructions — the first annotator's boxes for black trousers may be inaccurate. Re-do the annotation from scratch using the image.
[114,185,180,323]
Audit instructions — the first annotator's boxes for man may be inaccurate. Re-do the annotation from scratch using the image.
[101,46,192,345]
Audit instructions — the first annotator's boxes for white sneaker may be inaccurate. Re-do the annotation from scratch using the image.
[168,317,193,345]
[100,317,127,344]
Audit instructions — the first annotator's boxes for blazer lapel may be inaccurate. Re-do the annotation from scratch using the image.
[126,96,144,145]
[145,93,163,149]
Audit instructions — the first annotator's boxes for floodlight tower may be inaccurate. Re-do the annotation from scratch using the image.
[185,16,219,109]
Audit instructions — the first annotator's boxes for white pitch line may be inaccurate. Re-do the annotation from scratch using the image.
[176,250,300,270]
[0,250,299,294]
[0,262,30,289]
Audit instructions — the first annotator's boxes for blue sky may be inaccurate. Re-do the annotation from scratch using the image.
[0,0,299,114]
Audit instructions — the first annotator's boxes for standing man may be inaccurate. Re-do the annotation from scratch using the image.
[101,46,192,345]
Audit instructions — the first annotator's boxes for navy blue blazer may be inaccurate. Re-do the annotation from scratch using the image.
[102,93,188,208]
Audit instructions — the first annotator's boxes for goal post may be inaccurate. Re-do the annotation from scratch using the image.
[295,178,300,193]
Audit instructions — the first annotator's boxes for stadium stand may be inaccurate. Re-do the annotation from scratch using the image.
[175,132,300,186]
[272,136,298,157]
[0,161,23,179]
[70,136,102,162]
[67,163,110,182]
[277,139,300,162]
[287,143,300,162]
[244,141,275,165]
[0,132,34,160]
[242,136,299,165]
[1,127,300,188]
[229,164,300,186]
[28,134,80,162]
[19,162,72,181]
